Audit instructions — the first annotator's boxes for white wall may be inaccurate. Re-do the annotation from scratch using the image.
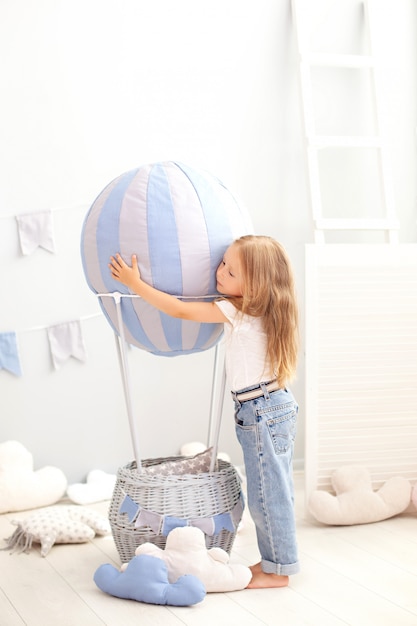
[1,0,416,482]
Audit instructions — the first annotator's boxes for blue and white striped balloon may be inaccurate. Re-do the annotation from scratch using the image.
[81,162,253,356]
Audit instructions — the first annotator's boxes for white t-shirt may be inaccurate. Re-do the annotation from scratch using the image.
[215,299,274,392]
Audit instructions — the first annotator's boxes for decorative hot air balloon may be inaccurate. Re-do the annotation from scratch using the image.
[81,161,253,356]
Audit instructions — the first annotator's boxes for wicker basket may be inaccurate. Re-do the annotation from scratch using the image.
[109,456,243,563]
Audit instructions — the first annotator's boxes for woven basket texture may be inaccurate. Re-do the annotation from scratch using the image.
[109,456,243,563]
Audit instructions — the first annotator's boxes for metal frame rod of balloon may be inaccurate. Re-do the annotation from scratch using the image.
[97,292,226,473]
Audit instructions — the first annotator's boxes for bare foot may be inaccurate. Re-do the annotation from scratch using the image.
[250,562,262,573]
[246,562,289,589]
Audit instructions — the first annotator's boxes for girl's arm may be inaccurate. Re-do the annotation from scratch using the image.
[109,254,228,324]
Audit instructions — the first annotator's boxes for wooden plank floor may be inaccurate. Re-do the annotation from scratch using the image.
[1,473,416,626]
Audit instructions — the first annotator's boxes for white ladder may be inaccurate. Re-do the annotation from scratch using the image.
[291,0,399,243]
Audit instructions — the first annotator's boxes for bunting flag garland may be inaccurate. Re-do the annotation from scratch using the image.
[15,210,56,255]
[0,332,22,376]
[47,320,87,370]
[0,203,94,378]
[118,491,244,537]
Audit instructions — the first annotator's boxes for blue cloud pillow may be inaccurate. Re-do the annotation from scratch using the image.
[94,554,206,606]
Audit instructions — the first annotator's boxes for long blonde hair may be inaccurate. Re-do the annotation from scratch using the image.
[229,235,299,387]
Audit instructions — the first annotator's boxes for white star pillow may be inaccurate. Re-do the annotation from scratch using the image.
[143,448,215,476]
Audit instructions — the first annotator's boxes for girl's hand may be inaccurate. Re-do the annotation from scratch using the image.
[109,253,140,290]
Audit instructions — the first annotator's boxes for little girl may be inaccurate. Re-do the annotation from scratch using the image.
[109,234,299,589]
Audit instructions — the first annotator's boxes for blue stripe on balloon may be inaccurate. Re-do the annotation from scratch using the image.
[194,320,223,350]
[147,163,184,351]
[95,168,160,353]
[119,299,160,352]
[147,164,183,293]
[97,168,139,295]
[174,163,234,295]
[97,294,160,354]
[155,312,183,352]
[174,163,231,352]
[80,177,118,294]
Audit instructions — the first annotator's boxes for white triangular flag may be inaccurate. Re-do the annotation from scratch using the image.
[47,320,87,370]
[16,210,56,255]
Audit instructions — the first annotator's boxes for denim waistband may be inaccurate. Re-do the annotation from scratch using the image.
[231,380,280,402]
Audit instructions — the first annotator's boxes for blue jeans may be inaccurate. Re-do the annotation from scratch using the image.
[233,384,299,576]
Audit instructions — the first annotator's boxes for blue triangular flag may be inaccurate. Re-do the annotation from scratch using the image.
[119,493,140,522]
[0,332,22,376]
[213,512,235,534]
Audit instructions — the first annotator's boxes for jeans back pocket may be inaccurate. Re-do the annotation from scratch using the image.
[265,409,297,455]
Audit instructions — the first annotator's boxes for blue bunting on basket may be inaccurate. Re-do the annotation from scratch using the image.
[119,492,243,537]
